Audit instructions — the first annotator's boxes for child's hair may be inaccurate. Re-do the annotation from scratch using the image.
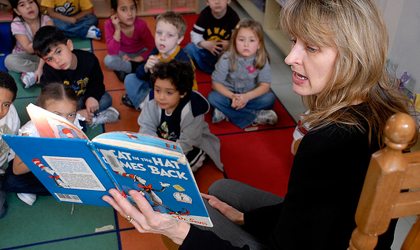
[150,59,194,95]
[0,71,18,102]
[9,0,42,52]
[155,11,187,37]
[226,18,270,71]
[110,0,136,11]
[35,83,78,108]
[33,26,68,57]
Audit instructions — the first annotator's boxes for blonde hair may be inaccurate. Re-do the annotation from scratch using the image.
[156,11,187,37]
[280,0,415,146]
[225,18,270,71]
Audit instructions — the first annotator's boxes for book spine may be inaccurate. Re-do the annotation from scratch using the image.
[88,142,126,196]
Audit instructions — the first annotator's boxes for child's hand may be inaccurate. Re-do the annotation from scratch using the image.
[68,16,77,24]
[200,40,224,56]
[122,55,131,61]
[231,93,249,110]
[111,14,121,30]
[220,40,230,51]
[85,97,99,118]
[34,69,43,84]
[145,55,161,73]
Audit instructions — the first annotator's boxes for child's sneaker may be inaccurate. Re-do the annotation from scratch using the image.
[21,72,36,88]
[187,148,206,172]
[17,193,37,206]
[86,26,101,40]
[252,110,278,126]
[212,108,227,123]
[90,107,120,128]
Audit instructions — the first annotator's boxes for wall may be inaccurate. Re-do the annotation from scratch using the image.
[376,0,420,93]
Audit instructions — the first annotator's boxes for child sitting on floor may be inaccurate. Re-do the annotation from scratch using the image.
[104,0,155,82]
[4,0,53,88]
[138,59,223,172]
[122,11,197,110]
[3,83,83,206]
[33,26,120,129]
[41,0,101,40]
[184,0,239,74]
[208,18,278,129]
[0,71,20,218]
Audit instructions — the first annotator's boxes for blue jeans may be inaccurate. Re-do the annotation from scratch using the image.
[208,90,276,129]
[184,43,220,74]
[104,48,148,73]
[52,14,98,39]
[77,91,113,116]
[124,73,152,110]
[2,160,51,195]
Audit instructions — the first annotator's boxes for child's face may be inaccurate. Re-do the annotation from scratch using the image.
[44,98,77,123]
[155,21,184,58]
[13,0,39,21]
[236,27,261,59]
[0,88,14,120]
[206,0,230,18]
[153,78,186,114]
[115,0,136,26]
[42,40,77,71]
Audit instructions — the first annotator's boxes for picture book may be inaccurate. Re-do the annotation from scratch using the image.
[2,104,212,227]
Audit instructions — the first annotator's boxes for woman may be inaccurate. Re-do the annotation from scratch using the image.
[102,0,415,249]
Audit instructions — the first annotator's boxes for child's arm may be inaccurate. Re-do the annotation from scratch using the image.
[212,82,234,100]
[105,17,121,55]
[34,59,45,83]
[232,82,271,110]
[177,115,206,154]
[138,99,159,137]
[12,133,31,175]
[47,7,77,23]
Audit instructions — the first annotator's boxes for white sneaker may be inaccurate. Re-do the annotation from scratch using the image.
[17,193,37,206]
[86,25,101,40]
[212,108,226,123]
[90,107,120,128]
[21,72,36,88]
[252,110,278,126]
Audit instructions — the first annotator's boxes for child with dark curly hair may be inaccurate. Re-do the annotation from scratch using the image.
[137,59,222,173]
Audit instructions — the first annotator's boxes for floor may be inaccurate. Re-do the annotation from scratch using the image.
[0,0,415,249]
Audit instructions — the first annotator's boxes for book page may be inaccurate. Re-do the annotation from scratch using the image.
[26,103,88,139]
[42,156,106,191]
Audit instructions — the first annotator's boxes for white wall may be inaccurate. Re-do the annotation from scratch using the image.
[376,0,420,93]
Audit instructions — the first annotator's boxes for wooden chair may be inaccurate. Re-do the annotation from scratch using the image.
[348,113,420,250]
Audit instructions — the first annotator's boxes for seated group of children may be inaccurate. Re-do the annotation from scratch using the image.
[0,0,280,209]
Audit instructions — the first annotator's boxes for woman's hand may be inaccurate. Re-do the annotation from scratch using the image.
[103,189,191,245]
[201,193,244,226]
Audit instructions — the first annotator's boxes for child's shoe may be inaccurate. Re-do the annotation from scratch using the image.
[212,108,227,123]
[188,148,206,172]
[86,26,101,40]
[122,94,135,109]
[114,70,127,82]
[90,107,120,128]
[21,72,36,88]
[252,110,278,126]
[17,193,37,206]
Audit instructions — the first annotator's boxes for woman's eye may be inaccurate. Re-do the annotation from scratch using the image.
[307,46,317,52]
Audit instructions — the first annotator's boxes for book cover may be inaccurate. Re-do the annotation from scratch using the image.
[2,105,212,227]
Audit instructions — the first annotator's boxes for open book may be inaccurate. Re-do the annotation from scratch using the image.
[2,104,212,227]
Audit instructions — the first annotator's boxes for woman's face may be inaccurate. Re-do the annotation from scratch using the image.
[285,37,338,96]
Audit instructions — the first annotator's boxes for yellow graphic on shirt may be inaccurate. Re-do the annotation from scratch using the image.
[63,77,88,96]
[207,27,230,41]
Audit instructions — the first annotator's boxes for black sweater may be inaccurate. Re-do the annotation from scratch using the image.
[180,105,395,250]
